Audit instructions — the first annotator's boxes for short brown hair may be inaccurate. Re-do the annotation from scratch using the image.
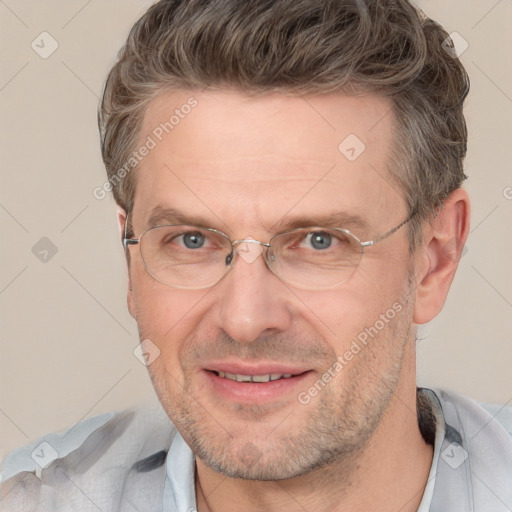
[99,0,469,248]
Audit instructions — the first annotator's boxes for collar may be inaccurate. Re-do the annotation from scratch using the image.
[162,388,512,512]
[163,430,196,512]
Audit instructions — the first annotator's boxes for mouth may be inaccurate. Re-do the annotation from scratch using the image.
[202,363,313,403]
[213,371,296,383]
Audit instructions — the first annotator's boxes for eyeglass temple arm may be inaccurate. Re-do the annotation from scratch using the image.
[360,209,418,248]
[123,238,139,249]
[122,212,140,249]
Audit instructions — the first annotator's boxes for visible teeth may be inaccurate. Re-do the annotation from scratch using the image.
[216,372,295,382]
[251,374,271,383]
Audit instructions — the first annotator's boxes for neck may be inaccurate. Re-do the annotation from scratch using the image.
[195,358,433,512]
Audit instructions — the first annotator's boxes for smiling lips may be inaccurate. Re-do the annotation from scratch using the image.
[214,371,295,383]
[202,361,313,402]
[206,361,310,381]
[203,365,313,403]
[205,361,311,388]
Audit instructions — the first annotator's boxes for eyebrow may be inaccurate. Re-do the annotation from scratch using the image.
[272,212,369,233]
[143,205,370,236]
[145,206,216,230]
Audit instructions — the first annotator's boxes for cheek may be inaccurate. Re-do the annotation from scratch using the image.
[130,267,211,364]
[304,265,409,353]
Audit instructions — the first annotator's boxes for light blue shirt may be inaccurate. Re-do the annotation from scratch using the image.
[1,388,511,511]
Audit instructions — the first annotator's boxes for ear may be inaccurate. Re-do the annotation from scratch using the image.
[413,188,470,325]
[117,208,136,320]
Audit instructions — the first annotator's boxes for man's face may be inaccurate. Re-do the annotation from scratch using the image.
[126,90,417,479]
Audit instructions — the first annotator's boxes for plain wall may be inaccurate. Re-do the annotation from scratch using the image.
[1,0,511,458]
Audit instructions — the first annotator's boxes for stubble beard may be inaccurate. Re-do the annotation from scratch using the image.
[147,294,415,481]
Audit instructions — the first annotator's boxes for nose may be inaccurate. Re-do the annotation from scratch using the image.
[214,243,292,344]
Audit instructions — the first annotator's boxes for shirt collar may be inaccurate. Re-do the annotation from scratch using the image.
[162,388,512,511]
[163,430,196,512]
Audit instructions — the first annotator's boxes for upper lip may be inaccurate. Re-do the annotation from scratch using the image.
[204,360,311,376]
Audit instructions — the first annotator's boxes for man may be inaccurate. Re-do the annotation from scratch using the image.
[1,0,511,510]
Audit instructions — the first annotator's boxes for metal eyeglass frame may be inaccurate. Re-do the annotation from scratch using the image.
[122,209,417,289]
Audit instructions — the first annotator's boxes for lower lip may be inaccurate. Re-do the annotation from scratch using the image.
[202,370,312,403]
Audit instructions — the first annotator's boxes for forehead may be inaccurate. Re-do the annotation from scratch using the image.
[132,89,403,233]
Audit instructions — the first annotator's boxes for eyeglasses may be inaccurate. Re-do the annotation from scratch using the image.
[123,211,416,290]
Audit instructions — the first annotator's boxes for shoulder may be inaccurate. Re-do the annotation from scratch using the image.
[477,399,512,437]
[1,404,176,511]
[420,388,512,511]
[428,387,512,438]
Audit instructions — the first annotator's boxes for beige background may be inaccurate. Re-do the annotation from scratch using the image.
[1,0,511,458]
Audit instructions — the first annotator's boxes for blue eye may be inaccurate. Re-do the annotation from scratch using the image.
[182,232,205,249]
[308,231,332,250]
